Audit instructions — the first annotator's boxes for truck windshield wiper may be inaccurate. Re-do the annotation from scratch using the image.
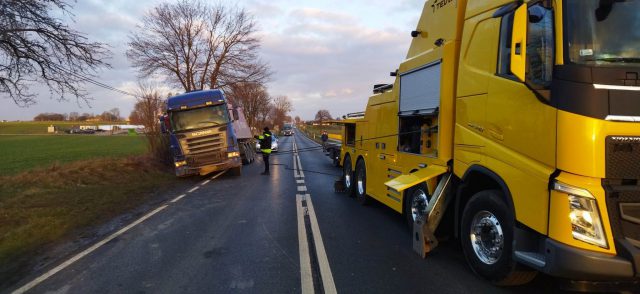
[595,57,640,63]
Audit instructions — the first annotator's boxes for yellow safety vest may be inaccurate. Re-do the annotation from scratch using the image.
[258,134,272,154]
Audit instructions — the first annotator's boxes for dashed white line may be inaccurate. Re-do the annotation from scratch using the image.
[11,205,169,294]
[297,179,305,184]
[11,168,230,293]
[297,186,307,192]
[170,194,187,203]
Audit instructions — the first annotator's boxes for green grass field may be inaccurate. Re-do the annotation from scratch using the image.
[0,135,147,175]
[0,156,180,286]
[0,121,127,134]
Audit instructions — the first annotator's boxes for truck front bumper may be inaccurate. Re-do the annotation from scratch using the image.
[537,239,640,291]
[175,157,241,177]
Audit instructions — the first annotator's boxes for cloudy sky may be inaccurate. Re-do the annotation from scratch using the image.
[1,0,424,121]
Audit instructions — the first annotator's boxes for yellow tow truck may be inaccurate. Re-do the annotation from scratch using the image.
[339,0,640,290]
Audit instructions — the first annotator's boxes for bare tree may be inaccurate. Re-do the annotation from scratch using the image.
[315,109,332,123]
[0,0,110,106]
[127,0,270,93]
[271,95,292,128]
[294,116,301,125]
[227,82,271,131]
[135,82,170,163]
[109,108,121,121]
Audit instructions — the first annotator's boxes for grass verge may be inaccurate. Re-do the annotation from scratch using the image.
[0,121,127,135]
[0,135,146,175]
[0,156,180,286]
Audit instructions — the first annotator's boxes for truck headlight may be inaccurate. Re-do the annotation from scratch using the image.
[175,160,187,167]
[554,181,608,248]
[227,151,240,158]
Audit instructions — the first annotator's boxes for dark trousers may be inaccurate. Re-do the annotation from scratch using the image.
[262,153,270,172]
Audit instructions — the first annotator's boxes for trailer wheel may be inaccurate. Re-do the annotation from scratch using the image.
[343,155,355,197]
[240,144,250,165]
[404,183,429,229]
[461,190,537,285]
[355,159,369,205]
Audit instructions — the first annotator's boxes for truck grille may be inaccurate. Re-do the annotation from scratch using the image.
[603,181,640,249]
[605,136,640,179]
[182,132,226,166]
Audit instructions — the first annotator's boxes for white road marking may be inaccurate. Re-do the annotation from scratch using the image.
[305,196,337,293]
[296,195,314,294]
[11,166,231,293]
[170,194,187,203]
[210,170,228,180]
[297,179,305,184]
[11,205,169,294]
[295,155,305,178]
[293,135,336,294]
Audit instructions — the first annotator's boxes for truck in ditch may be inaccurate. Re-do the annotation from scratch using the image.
[161,89,256,177]
[338,0,640,290]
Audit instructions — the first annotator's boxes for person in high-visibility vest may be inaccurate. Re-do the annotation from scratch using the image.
[255,127,272,175]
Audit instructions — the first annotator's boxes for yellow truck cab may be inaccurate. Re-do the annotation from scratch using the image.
[339,0,640,289]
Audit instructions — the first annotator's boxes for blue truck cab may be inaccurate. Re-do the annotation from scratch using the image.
[162,90,243,177]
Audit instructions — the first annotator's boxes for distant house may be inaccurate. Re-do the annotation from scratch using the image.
[1,120,7,122]
[47,125,58,133]
[79,125,98,131]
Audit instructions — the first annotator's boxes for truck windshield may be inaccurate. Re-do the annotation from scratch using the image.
[170,104,229,132]
[565,0,640,66]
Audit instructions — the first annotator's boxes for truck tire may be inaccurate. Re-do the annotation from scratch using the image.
[343,154,355,197]
[404,183,429,229]
[240,144,250,165]
[355,159,369,205]
[460,190,537,285]
[229,166,242,177]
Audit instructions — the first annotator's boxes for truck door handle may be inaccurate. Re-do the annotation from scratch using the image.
[378,154,386,160]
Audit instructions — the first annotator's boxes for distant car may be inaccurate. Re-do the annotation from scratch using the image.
[283,129,293,136]
[66,128,94,134]
[256,134,278,152]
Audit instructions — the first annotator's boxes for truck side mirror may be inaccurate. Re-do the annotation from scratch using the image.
[510,4,528,82]
[159,115,169,134]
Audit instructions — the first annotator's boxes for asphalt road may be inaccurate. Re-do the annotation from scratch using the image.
[8,132,566,294]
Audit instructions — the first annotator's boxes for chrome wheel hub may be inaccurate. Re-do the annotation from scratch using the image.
[344,172,351,188]
[411,189,429,222]
[357,171,365,195]
[469,211,504,265]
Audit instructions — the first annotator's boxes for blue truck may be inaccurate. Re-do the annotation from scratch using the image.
[160,90,256,177]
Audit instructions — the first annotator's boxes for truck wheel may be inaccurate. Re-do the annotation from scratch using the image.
[343,155,355,197]
[404,183,429,229]
[229,166,242,177]
[355,159,369,205]
[461,190,537,285]
[240,144,250,165]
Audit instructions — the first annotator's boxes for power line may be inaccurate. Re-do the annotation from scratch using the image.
[50,63,139,98]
